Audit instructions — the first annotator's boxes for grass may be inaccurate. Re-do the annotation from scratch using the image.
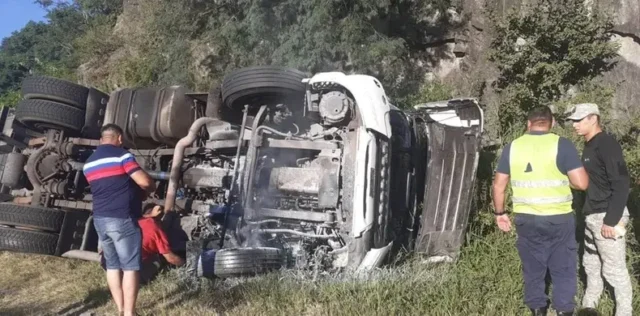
[1,228,640,316]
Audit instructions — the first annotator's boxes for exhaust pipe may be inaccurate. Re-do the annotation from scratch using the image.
[164,117,220,212]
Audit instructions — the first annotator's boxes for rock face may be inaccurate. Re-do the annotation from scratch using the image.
[430,0,640,118]
[593,0,640,117]
[603,0,640,37]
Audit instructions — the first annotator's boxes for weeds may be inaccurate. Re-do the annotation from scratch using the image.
[2,228,639,315]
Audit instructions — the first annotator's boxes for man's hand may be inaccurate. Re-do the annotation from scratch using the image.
[601,224,616,239]
[495,214,512,232]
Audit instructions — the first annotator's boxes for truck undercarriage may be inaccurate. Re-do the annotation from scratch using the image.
[0,67,484,279]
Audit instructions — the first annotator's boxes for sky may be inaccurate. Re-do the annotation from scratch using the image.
[0,0,49,41]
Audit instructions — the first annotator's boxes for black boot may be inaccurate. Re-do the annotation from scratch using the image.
[530,307,547,316]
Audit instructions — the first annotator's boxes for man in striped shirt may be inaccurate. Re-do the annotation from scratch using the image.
[83,124,156,316]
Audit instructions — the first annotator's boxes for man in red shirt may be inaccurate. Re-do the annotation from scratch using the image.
[100,202,185,283]
[138,203,185,283]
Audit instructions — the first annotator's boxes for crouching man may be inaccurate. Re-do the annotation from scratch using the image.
[138,203,185,283]
[102,202,185,283]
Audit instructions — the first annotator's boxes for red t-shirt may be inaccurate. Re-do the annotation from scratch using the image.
[138,218,171,262]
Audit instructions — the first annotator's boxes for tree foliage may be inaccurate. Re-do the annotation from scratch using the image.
[487,0,619,138]
[99,0,459,102]
[0,0,122,106]
[213,0,459,101]
[1,0,463,106]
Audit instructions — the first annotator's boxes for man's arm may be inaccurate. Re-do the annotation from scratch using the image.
[492,143,511,214]
[130,170,156,193]
[558,137,588,191]
[121,152,156,193]
[162,252,185,267]
[567,168,589,191]
[492,172,510,213]
[492,143,513,232]
[600,137,630,226]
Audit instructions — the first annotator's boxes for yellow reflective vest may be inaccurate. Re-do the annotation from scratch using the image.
[509,133,573,215]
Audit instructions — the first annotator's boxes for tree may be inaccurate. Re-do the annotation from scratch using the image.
[140,0,459,100]
[487,0,619,138]
[0,0,123,104]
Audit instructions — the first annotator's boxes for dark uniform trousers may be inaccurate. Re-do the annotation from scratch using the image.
[514,212,577,312]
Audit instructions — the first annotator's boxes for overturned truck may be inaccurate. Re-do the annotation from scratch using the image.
[0,66,484,278]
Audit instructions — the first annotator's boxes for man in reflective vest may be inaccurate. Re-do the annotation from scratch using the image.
[492,106,589,316]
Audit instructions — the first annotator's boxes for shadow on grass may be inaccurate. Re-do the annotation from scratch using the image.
[136,275,250,314]
[0,288,111,316]
[55,288,112,316]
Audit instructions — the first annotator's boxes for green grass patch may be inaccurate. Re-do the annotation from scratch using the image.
[1,230,640,315]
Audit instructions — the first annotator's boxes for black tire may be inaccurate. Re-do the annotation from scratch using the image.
[214,247,284,278]
[221,66,308,110]
[21,75,90,109]
[0,203,65,232]
[0,226,59,255]
[15,99,85,135]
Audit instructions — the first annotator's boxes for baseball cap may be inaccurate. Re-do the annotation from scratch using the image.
[564,103,600,121]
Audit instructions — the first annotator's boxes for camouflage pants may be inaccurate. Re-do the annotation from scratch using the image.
[581,212,633,316]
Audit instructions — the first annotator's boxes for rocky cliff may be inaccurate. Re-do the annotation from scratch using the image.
[435,0,640,119]
[83,0,640,116]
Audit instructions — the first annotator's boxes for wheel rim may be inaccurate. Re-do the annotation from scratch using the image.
[20,119,74,135]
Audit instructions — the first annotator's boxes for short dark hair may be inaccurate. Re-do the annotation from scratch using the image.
[100,124,123,136]
[143,202,162,215]
[586,113,601,124]
[527,106,553,126]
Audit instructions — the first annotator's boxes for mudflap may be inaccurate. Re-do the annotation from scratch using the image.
[411,98,484,262]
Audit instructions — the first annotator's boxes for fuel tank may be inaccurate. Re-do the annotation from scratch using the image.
[103,86,196,149]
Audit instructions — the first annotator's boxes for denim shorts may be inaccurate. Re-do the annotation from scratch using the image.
[94,216,142,271]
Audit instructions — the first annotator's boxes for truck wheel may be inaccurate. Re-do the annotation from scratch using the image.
[0,226,58,255]
[15,99,85,136]
[0,203,65,232]
[21,75,90,109]
[213,247,285,278]
[221,66,308,111]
